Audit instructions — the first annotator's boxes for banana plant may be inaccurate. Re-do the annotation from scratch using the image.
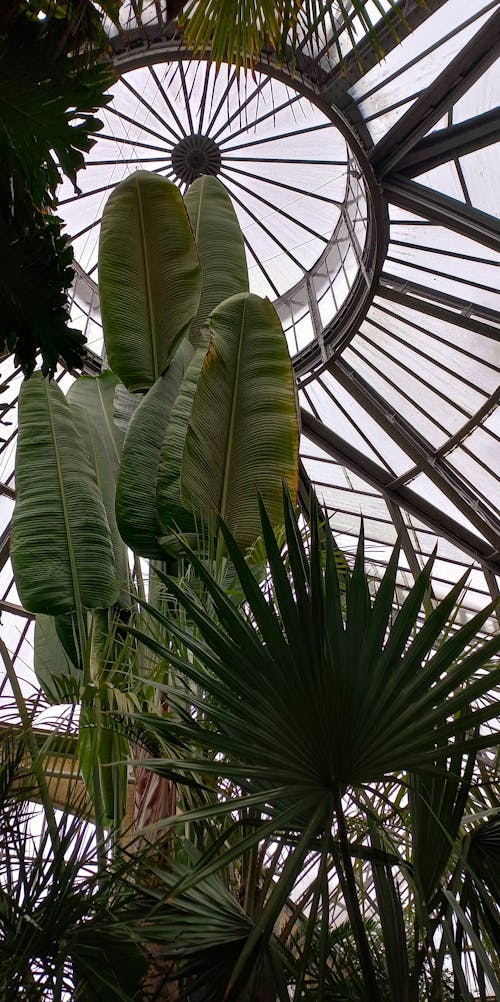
[11,171,299,835]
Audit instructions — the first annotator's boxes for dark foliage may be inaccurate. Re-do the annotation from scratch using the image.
[0,2,116,377]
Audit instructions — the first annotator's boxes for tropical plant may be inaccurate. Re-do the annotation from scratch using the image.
[0,0,117,377]
[10,169,299,854]
[127,492,500,1000]
[177,0,416,72]
[6,171,500,1001]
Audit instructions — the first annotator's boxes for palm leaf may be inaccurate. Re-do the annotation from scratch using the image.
[185,175,249,348]
[11,372,118,614]
[137,493,500,826]
[410,744,475,911]
[178,0,408,72]
[99,172,201,392]
[181,293,299,550]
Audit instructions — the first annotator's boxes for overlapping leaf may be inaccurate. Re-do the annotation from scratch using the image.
[11,373,118,614]
[99,173,201,392]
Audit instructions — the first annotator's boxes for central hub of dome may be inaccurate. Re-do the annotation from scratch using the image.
[171,134,222,184]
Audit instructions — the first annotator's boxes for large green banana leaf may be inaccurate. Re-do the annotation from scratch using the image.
[11,373,118,614]
[181,293,299,550]
[99,172,201,392]
[156,335,210,540]
[67,370,130,608]
[185,175,249,347]
[116,340,194,559]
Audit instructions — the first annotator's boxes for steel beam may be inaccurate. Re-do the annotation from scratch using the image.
[378,273,500,341]
[327,359,500,549]
[396,107,500,177]
[370,5,500,176]
[383,177,500,254]
[300,408,500,574]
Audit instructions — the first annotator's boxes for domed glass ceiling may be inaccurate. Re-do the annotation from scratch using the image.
[1,0,499,709]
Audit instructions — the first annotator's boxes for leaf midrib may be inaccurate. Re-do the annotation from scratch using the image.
[45,381,81,610]
[219,298,246,523]
[136,176,159,381]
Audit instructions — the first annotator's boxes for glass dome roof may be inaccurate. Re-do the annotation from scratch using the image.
[1,0,499,708]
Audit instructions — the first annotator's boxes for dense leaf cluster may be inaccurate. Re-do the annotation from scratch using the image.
[0,1,116,376]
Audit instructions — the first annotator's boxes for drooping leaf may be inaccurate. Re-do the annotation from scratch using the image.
[67,370,130,607]
[116,340,194,559]
[410,744,475,910]
[178,0,407,72]
[34,614,81,704]
[185,175,249,347]
[181,293,299,550]
[99,172,201,392]
[11,372,118,614]
[113,381,144,436]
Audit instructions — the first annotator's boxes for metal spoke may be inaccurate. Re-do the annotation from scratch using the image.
[222,120,334,153]
[219,170,329,245]
[223,162,344,207]
[121,74,185,144]
[197,61,212,134]
[178,62,195,134]
[211,76,272,142]
[148,65,189,141]
[85,157,168,166]
[71,216,103,241]
[224,156,347,166]
[106,104,176,148]
[218,181,305,272]
[93,133,174,154]
[205,68,239,136]
[239,230,280,299]
[214,91,303,147]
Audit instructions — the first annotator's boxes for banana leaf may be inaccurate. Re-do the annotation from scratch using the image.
[11,373,118,614]
[34,613,81,704]
[67,370,130,608]
[156,334,210,540]
[181,293,299,551]
[185,175,249,347]
[99,172,201,391]
[116,340,194,559]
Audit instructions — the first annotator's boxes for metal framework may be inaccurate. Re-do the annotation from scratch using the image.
[1,0,499,697]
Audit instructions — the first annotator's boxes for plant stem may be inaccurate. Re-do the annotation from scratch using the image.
[0,637,60,853]
[333,783,381,1002]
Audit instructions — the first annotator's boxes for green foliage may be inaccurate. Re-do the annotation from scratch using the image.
[99,172,202,392]
[116,340,194,559]
[128,491,499,998]
[0,1,115,376]
[185,174,249,347]
[182,293,299,550]
[11,372,118,613]
[178,0,413,72]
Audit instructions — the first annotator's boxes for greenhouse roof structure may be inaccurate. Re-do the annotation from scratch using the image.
[0,0,499,703]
